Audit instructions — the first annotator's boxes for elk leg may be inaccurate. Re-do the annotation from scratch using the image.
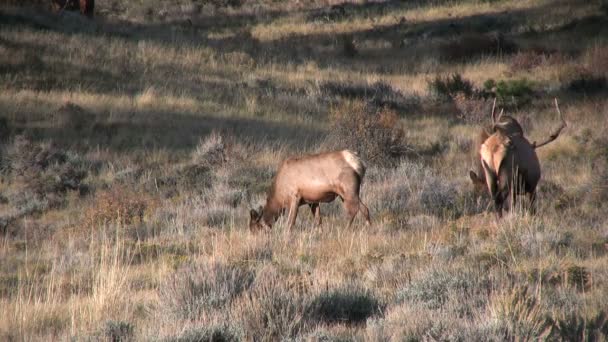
[309,203,321,226]
[527,191,537,215]
[286,196,301,230]
[482,160,502,218]
[343,197,360,228]
[359,201,371,225]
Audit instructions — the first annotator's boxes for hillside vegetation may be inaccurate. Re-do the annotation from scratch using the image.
[1,0,607,340]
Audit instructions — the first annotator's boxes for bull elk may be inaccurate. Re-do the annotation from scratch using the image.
[249,150,371,231]
[469,99,567,218]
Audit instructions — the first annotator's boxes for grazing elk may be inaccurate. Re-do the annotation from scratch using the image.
[52,0,94,18]
[249,150,371,231]
[469,99,567,218]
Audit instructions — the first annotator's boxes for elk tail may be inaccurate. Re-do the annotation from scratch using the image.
[342,150,366,179]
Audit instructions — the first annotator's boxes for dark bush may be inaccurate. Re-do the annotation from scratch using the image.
[321,81,418,112]
[428,73,474,99]
[102,320,134,342]
[440,33,517,62]
[567,74,607,94]
[308,285,381,325]
[0,117,10,142]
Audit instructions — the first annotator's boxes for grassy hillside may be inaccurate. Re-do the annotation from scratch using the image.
[1,0,607,340]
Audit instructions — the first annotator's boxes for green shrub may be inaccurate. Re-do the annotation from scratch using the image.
[484,78,535,108]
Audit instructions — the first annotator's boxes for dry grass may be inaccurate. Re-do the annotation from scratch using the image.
[1,0,607,340]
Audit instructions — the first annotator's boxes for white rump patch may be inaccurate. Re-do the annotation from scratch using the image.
[342,150,366,177]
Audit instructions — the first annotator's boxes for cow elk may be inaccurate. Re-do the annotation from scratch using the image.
[249,150,371,231]
[469,99,567,218]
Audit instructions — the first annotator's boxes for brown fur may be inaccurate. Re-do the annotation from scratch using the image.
[470,116,540,218]
[249,150,371,231]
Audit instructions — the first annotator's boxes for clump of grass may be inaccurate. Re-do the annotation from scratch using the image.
[308,284,382,325]
[324,100,406,166]
[160,261,255,321]
[490,286,553,341]
[549,310,608,341]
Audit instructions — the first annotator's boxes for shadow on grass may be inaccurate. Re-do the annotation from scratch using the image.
[3,103,323,153]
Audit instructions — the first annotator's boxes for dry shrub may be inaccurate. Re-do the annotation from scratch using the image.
[3,135,88,211]
[160,262,255,321]
[583,44,608,77]
[325,100,406,166]
[192,131,228,167]
[509,51,548,72]
[440,33,517,62]
[451,92,493,125]
[236,266,310,341]
[84,187,155,227]
[561,45,608,94]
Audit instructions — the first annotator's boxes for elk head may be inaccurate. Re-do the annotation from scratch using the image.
[249,206,268,232]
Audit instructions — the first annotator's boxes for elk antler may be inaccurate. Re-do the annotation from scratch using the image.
[490,98,497,125]
[532,98,567,149]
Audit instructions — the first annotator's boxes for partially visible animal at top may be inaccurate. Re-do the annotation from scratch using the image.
[469,99,567,218]
[51,0,94,18]
[249,150,371,231]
